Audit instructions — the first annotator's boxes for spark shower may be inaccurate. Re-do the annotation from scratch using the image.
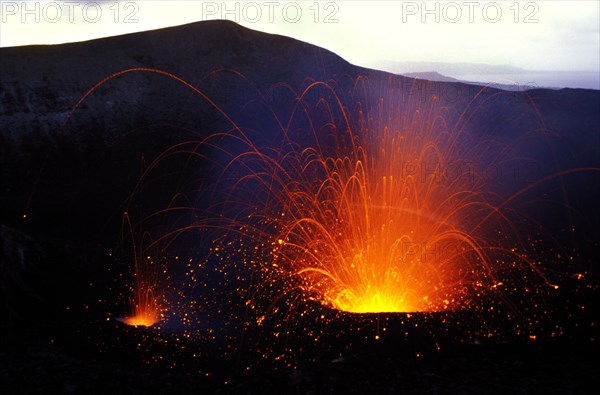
[67,68,575,342]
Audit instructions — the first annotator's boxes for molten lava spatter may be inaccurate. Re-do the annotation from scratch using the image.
[119,312,158,327]
[270,126,483,313]
[221,83,517,315]
[65,67,585,348]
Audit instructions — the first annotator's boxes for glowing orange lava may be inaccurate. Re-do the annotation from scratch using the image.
[229,84,505,314]
[117,213,162,328]
[272,128,488,313]
[67,68,574,334]
[119,312,158,327]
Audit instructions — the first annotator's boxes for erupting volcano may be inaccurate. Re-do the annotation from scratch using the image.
[213,81,550,317]
[1,18,597,394]
[119,312,157,327]
[269,126,484,313]
[70,67,563,331]
[118,270,159,327]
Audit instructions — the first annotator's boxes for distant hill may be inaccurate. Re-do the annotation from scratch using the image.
[402,71,461,83]
[366,60,600,90]
[379,61,527,75]
[401,71,545,92]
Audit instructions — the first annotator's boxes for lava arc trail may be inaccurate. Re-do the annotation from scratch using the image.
[215,80,555,316]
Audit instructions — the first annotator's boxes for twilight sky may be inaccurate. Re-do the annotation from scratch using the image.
[1,0,598,72]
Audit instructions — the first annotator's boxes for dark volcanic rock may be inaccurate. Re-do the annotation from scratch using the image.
[1,21,364,241]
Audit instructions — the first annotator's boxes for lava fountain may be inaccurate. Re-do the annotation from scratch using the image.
[119,309,158,327]
[67,67,562,329]
[118,264,159,328]
[218,79,549,315]
[274,123,486,314]
[116,212,162,327]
